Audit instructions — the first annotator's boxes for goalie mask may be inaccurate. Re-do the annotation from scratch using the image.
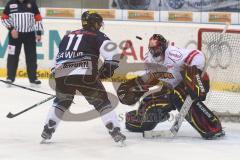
[148,34,167,58]
[81,11,103,31]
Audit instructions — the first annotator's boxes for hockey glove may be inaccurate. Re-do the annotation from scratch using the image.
[98,60,119,79]
[117,72,161,105]
[117,77,148,105]
[181,65,209,101]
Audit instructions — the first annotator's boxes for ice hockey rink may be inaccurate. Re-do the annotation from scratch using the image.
[0,79,240,160]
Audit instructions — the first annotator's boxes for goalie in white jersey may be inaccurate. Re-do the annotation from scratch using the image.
[117,34,225,139]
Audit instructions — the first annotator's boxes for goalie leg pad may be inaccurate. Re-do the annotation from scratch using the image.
[171,82,224,139]
[125,110,158,132]
[170,82,188,111]
[138,86,174,114]
[125,88,173,132]
[185,100,224,139]
[125,110,170,132]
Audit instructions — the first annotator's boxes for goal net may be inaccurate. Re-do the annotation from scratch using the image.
[198,28,240,122]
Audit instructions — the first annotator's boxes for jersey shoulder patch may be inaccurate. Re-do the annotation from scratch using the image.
[166,46,183,62]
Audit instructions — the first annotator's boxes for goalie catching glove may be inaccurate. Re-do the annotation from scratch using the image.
[117,72,160,105]
[181,65,209,101]
[117,77,147,105]
[98,60,119,79]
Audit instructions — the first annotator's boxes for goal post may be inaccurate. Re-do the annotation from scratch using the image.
[198,28,240,122]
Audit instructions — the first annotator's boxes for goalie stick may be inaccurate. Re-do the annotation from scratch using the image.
[143,22,230,138]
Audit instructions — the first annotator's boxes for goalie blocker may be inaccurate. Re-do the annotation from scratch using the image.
[119,65,224,139]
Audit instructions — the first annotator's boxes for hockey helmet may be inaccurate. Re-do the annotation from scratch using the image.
[148,34,167,57]
[81,10,103,31]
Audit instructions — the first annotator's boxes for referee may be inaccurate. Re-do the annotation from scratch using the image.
[1,0,43,86]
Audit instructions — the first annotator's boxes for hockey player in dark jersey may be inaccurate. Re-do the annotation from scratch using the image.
[41,11,126,144]
[117,34,225,139]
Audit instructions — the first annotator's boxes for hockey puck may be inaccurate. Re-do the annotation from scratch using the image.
[136,36,142,40]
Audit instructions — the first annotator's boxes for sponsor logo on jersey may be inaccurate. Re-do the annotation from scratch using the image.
[154,72,174,79]
[168,50,183,62]
[63,61,89,69]
[10,4,18,9]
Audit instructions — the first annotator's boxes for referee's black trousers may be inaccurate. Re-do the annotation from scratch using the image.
[7,32,37,82]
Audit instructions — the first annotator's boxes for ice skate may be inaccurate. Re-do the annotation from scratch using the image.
[40,120,56,144]
[106,123,126,146]
[6,78,13,88]
[30,79,41,88]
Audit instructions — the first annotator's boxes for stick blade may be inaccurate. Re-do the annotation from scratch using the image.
[143,130,174,138]
[6,112,15,118]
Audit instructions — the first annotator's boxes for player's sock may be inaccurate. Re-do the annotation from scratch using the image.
[41,107,63,140]
[101,110,120,128]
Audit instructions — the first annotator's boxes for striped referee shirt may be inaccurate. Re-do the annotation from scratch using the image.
[1,0,43,35]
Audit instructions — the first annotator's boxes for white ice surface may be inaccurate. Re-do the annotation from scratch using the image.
[0,79,240,160]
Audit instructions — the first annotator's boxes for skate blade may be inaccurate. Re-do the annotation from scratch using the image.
[40,139,52,144]
[6,84,12,88]
[118,140,126,147]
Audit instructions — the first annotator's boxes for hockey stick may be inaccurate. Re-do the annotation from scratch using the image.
[143,22,230,138]
[0,79,54,96]
[6,95,56,118]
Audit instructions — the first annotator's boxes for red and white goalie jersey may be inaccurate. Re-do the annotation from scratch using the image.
[144,45,206,88]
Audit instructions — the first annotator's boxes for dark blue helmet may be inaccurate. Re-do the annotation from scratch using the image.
[81,10,103,31]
